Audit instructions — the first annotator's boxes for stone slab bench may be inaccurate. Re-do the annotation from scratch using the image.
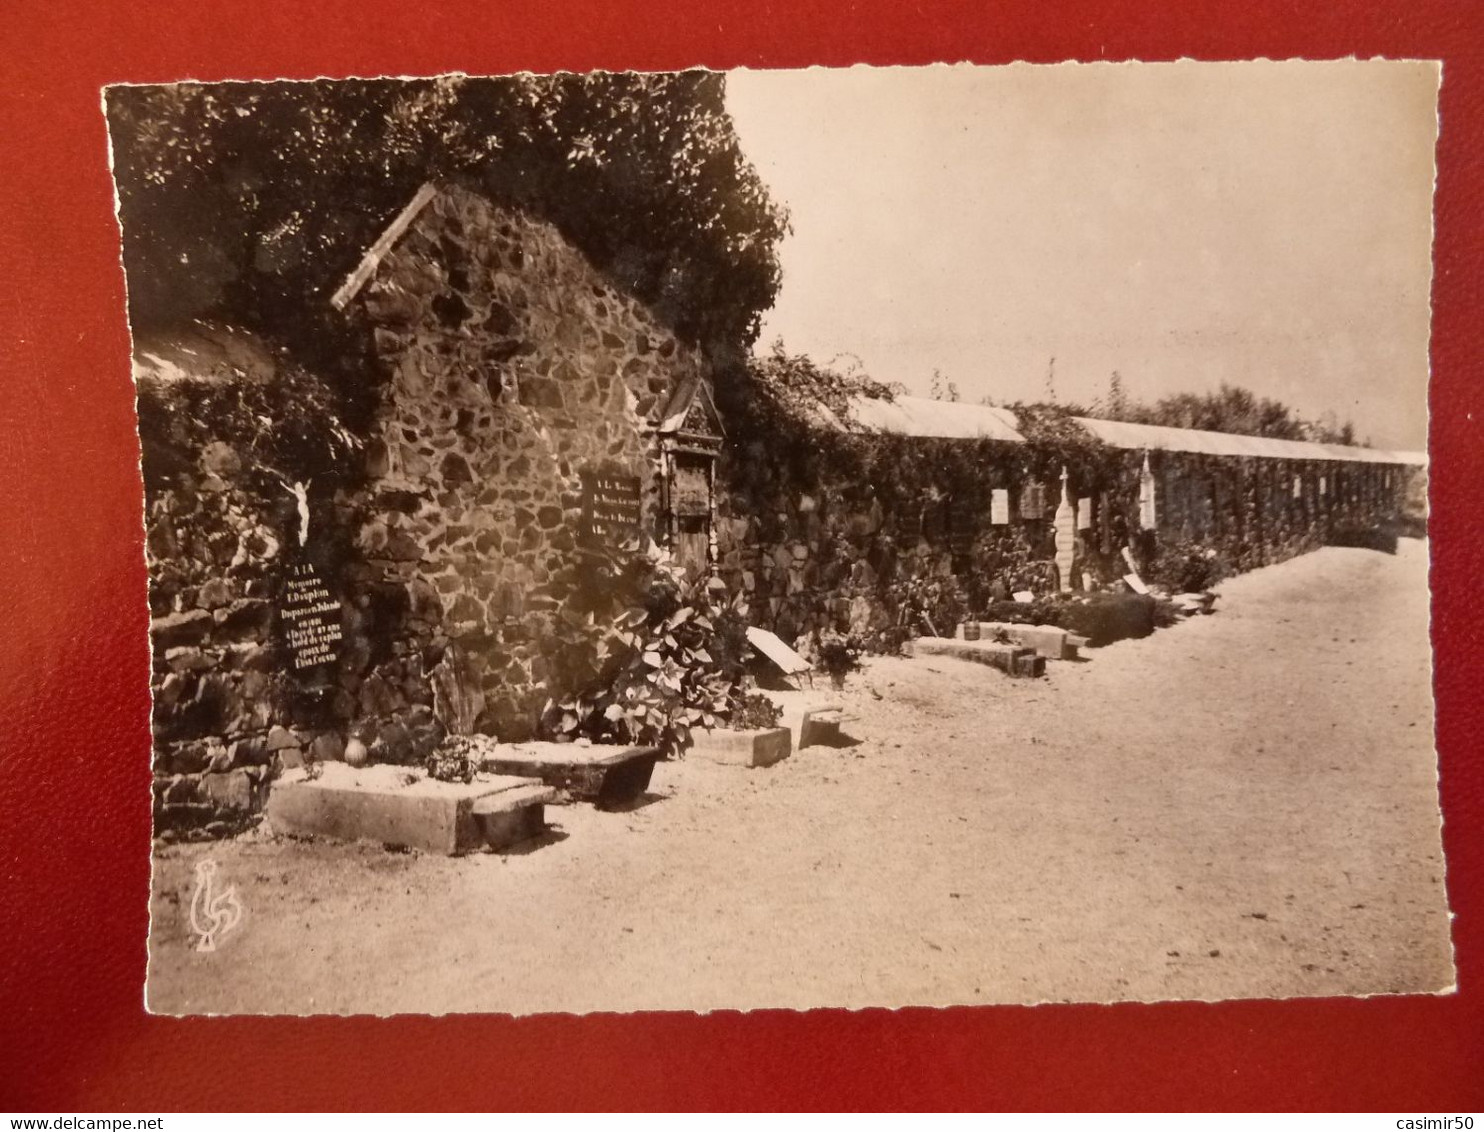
[689,726,791,768]
[471,741,662,809]
[265,763,557,855]
[799,706,847,749]
[769,692,857,750]
[956,621,1086,661]
[915,637,1046,677]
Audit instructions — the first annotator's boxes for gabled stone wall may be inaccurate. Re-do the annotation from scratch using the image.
[343,184,710,741]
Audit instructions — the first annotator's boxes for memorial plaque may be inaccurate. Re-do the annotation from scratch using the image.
[582,471,642,544]
[280,560,343,678]
[989,488,1010,526]
[1019,480,1046,520]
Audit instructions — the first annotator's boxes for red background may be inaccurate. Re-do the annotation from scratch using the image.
[1,0,1480,1111]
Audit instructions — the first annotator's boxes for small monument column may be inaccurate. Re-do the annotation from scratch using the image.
[1053,466,1075,593]
[1138,451,1157,530]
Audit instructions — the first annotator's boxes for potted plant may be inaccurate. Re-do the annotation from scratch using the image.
[814,629,864,690]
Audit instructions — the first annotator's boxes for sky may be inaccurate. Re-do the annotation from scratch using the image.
[725,61,1438,451]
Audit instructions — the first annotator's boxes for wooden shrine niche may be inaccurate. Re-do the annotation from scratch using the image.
[656,377,724,580]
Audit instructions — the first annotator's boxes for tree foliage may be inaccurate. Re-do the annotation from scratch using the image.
[106,73,789,357]
[727,339,901,425]
[1092,379,1361,445]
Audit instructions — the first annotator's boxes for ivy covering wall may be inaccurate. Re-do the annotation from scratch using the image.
[713,363,1417,654]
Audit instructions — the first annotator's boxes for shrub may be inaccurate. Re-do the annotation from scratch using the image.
[883,574,968,644]
[980,593,1156,647]
[1152,599,1182,629]
[540,541,751,757]
[1052,593,1157,647]
[729,692,783,731]
[1148,538,1227,593]
[981,598,1061,627]
[425,745,477,784]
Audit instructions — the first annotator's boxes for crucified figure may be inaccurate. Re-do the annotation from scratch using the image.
[278,477,311,547]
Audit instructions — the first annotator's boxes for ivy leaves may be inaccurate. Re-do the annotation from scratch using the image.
[541,544,749,756]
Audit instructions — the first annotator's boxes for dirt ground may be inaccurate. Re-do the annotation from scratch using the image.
[147,539,1454,1015]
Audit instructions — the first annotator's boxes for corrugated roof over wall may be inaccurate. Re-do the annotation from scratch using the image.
[1072,415,1427,467]
[845,394,1026,443]
[827,391,1424,467]
[131,322,283,386]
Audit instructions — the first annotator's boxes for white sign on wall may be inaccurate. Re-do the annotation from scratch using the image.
[990,488,1010,525]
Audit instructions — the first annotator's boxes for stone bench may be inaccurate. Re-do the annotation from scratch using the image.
[470,783,560,850]
[799,706,847,749]
[914,637,1046,677]
[265,763,557,855]
[471,741,662,809]
[956,621,1086,661]
[689,726,791,768]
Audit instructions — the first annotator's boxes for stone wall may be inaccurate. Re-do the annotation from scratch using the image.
[713,432,1043,649]
[141,362,358,841]
[342,184,710,741]
[713,420,1417,653]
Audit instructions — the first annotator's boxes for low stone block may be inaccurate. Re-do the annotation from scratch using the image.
[199,768,256,811]
[471,741,662,809]
[799,707,845,749]
[265,763,556,855]
[689,726,791,768]
[470,784,557,850]
[915,637,1044,677]
[1012,652,1046,678]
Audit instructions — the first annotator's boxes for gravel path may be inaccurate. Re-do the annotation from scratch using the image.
[147,539,1453,1015]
